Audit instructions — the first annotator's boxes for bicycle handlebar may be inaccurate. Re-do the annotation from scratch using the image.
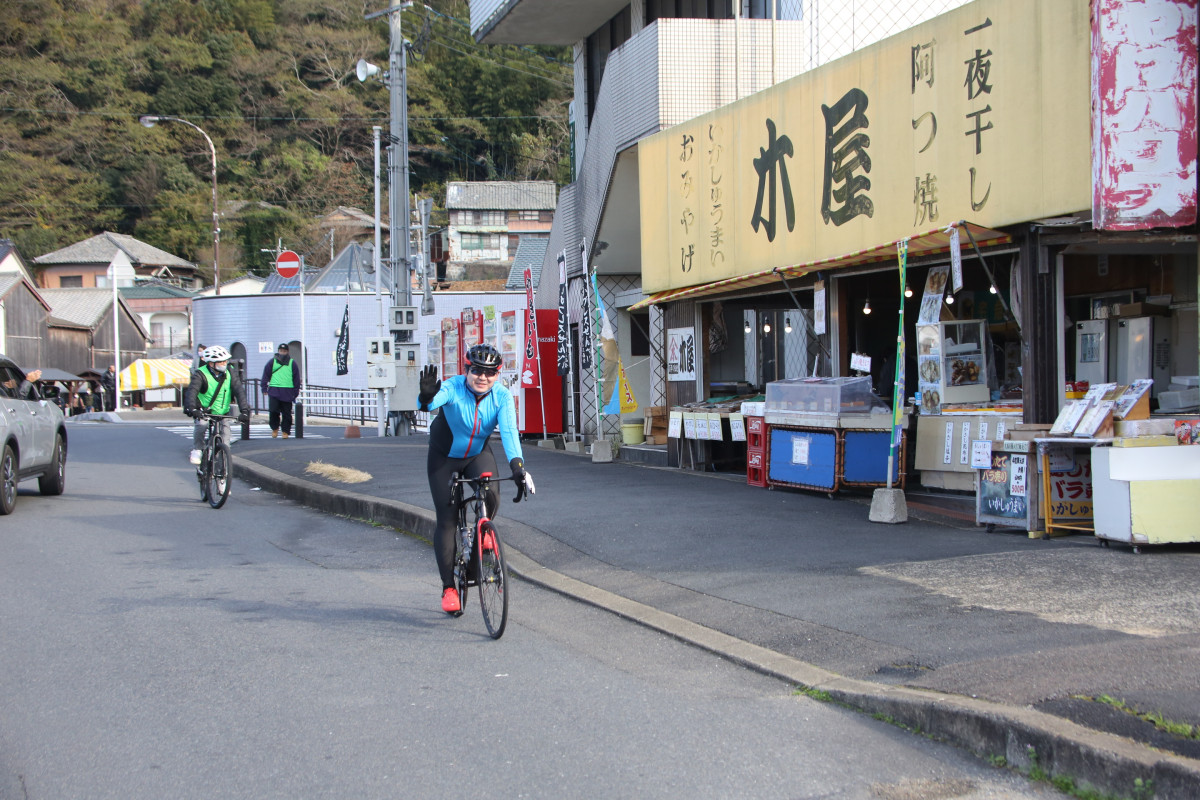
[449,472,529,504]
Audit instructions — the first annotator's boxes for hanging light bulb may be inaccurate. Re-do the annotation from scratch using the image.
[989,284,998,294]
[763,321,772,333]
[862,299,872,315]
[744,318,752,333]
[945,293,955,305]
[904,284,913,298]
[784,316,792,333]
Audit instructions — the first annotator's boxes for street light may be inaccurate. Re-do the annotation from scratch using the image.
[139,115,221,295]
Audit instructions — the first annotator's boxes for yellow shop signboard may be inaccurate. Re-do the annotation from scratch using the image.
[639,0,1091,294]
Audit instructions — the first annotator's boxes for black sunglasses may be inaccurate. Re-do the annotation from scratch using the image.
[468,365,499,377]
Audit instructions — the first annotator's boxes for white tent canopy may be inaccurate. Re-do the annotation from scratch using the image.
[119,358,192,392]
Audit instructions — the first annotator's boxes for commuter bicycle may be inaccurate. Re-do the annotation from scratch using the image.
[448,471,528,638]
[196,411,234,509]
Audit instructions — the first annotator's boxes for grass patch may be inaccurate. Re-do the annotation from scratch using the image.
[305,460,373,484]
[1078,694,1200,740]
[1023,745,1151,800]
[793,686,833,703]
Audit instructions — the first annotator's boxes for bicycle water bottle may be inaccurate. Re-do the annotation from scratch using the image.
[460,527,471,558]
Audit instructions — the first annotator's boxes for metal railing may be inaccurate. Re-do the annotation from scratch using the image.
[248,379,430,428]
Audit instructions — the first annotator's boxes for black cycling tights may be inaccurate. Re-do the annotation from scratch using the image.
[427,445,500,590]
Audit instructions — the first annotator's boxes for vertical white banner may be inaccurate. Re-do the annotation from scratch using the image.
[949,226,963,293]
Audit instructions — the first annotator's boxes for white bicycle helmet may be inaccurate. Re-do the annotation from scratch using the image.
[202,345,232,363]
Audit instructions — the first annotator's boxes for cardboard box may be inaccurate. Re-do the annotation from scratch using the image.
[647,433,668,445]
[1113,435,1178,448]
[1115,302,1169,317]
[1114,418,1177,437]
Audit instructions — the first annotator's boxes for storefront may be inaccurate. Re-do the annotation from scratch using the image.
[628,0,1196,515]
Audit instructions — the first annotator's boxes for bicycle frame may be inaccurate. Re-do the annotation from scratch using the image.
[448,471,521,638]
[197,413,234,509]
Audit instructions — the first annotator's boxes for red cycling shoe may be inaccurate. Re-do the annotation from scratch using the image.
[441,587,461,614]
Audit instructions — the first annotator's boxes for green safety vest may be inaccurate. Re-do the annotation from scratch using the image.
[197,365,232,415]
[268,358,294,389]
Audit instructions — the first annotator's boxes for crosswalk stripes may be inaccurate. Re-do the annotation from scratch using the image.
[158,424,327,440]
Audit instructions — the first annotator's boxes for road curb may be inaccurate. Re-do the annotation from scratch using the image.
[233,455,1200,799]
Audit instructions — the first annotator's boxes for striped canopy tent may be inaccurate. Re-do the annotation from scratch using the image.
[629,221,1011,310]
[118,358,193,392]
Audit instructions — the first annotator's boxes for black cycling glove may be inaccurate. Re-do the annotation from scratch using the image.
[510,457,534,500]
[418,365,441,407]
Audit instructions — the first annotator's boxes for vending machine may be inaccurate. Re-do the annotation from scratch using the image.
[1075,319,1109,386]
[499,310,524,427]
[1112,316,1170,396]
[440,317,460,378]
[520,308,563,435]
[458,307,483,364]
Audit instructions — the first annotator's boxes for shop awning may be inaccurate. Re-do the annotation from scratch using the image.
[33,368,85,383]
[119,359,193,392]
[629,221,1012,310]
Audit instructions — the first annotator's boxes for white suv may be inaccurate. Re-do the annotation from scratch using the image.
[0,356,68,514]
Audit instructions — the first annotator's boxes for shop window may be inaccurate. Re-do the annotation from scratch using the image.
[630,310,650,356]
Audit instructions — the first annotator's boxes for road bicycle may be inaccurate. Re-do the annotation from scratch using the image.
[195,412,234,509]
[448,471,527,638]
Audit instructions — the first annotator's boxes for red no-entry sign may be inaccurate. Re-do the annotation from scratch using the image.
[276,250,301,279]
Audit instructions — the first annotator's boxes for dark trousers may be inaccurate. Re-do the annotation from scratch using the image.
[103,390,115,412]
[268,396,294,434]
[427,445,500,590]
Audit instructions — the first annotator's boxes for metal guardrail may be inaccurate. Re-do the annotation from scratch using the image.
[248,379,429,429]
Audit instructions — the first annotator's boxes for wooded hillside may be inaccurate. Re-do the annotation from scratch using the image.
[0,0,571,276]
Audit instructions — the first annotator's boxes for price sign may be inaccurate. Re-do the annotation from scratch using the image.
[668,412,682,439]
[970,440,993,469]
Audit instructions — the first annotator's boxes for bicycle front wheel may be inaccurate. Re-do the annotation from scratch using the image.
[475,521,508,639]
[207,442,232,509]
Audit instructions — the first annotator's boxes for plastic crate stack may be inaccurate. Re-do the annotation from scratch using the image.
[746,416,767,487]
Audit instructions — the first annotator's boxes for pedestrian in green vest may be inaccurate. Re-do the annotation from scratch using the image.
[183,345,249,465]
[261,342,302,438]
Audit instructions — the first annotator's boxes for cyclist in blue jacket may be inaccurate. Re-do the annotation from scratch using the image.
[419,343,535,615]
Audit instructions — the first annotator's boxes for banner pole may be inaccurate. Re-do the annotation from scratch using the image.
[556,250,576,439]
[536,312,548,441]
[888,240,909,489]
[591,270,604,440]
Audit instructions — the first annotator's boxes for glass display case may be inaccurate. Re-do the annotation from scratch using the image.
[939,320,990,404]
[765,376,875,415]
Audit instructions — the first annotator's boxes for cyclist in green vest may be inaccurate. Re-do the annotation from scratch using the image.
[184,345,250,465]
[261,342,302,438]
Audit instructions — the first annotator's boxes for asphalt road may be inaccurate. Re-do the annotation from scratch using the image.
[0,425,1060,799]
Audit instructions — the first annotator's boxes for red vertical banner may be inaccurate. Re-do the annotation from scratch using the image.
[521,266,540,389]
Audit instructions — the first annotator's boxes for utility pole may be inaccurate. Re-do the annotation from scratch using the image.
[388,4,412,307]
[418,197,433,315]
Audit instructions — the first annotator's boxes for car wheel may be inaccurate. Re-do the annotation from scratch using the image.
[39,434,66,496]
[0,443,17,515]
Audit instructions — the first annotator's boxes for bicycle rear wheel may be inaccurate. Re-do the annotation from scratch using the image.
[207,441,232,509]
[475,521,508,639]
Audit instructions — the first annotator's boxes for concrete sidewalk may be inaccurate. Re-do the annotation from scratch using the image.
[191,423,1199,797]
